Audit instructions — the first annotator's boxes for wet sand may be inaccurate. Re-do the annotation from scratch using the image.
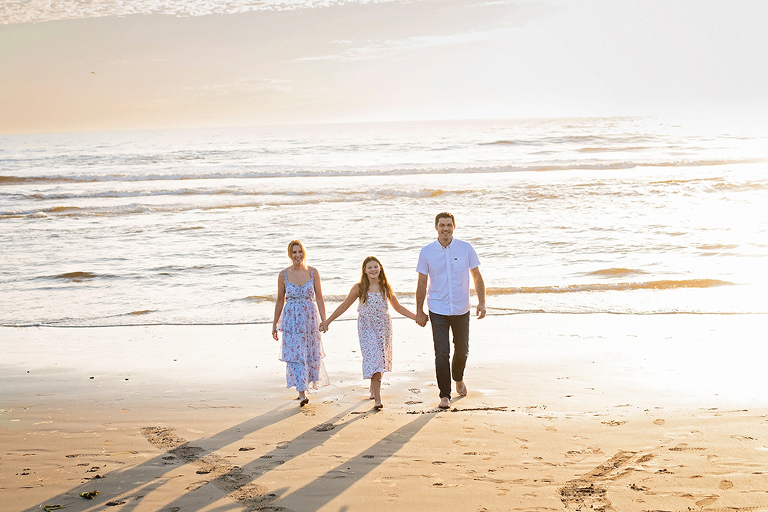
[2,314,767,511]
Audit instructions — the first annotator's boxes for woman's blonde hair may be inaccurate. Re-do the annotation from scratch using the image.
[287,240,306,263]
[358,256,393,304]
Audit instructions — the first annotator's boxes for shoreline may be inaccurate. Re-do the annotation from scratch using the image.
[2,314,767,511]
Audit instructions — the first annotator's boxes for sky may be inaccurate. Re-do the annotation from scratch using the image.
[1,0,767,134]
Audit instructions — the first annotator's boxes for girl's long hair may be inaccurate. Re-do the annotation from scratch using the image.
[358,256,393,304]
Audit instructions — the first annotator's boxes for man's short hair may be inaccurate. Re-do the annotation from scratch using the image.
[435,212,455,226]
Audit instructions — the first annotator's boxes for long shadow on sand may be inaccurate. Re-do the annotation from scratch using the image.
[263,411,436,511]
[149,402,441,512]
[19,402,304,512]
[21,397,445,512]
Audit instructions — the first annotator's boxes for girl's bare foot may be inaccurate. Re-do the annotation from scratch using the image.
[298,391,308,407]
[370,373,382,406]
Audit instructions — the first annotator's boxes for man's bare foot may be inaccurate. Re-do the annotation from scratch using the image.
[438,397,451,409]
[456,381,468,396]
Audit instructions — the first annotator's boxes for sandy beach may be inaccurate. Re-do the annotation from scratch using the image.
[2,313,767,512]
[4,0,768,510]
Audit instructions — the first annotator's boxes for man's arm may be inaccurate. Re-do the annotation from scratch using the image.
[415,272,429,327]
[470,266,486,319]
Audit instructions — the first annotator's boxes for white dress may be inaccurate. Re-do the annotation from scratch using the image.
[356,292,392,379]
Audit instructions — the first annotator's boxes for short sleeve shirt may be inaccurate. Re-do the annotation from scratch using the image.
[416,238,481,316]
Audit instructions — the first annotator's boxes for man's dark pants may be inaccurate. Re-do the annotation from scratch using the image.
[429,311,470,399]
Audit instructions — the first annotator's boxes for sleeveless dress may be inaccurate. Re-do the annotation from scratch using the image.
[277,268,329,391]
[357,292,393,379]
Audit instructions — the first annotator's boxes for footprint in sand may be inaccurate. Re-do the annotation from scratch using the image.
[653,419,665,425]
[186,481,208,491]
[719,480,734,489]
[142,426,274,510]
[559,451,641,511]
[669,443,705,451]
[695,496,719,507]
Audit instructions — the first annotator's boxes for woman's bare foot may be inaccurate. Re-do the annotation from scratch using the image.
[456,381,468,396]
[438,397,451,409]
[298,391,308,407]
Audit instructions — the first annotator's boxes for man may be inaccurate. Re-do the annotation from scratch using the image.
[416,212,486,409]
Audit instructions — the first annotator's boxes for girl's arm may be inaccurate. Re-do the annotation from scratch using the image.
[388,293,417,320]
[272,271,286,340]
[313,267,327,327]
[321,284,360,332]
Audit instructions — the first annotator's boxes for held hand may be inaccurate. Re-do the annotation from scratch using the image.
[415,311,429,327]
[319,321,328,333]
[476,304,486,320]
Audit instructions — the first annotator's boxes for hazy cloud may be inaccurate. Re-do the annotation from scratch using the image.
[182,78,292,96]
[0,0,399,25]
[295,29,505,61]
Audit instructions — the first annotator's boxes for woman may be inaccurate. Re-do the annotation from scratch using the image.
[272,240,329,406]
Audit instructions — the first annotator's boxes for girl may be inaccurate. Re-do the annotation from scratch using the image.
[321,256,416,409]
[272,240,329,407]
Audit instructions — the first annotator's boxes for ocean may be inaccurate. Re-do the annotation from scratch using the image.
[1,117,767,328]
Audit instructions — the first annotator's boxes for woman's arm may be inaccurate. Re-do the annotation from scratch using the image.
[388,293,417,320]
[321,284,360,332]
[313,267,327,326]
[272,271,286,340]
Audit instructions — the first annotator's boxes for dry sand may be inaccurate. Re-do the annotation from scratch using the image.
[2,313,767,512]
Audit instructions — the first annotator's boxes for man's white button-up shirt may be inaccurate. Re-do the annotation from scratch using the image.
[416,238,481,316]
